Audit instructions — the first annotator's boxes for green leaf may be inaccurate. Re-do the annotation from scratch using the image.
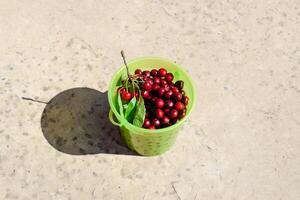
[117,92,124,117]
[124,97,137,123]
[133,96,146,127]
[123,104,128,110]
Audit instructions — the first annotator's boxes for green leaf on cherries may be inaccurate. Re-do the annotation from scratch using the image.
[117,92,124,117]
[133,96,146,127]
[124,97,137,123]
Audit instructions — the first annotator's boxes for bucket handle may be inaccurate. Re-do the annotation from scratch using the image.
[109,109,123,127]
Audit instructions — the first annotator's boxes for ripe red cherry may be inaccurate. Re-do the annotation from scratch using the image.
[169,109,178,119]
[155,98,164,108]
[172,87,179,93]
[174,102,185,111]
[153,77,160,84]
[144,77,153,85]
[151,97,158,103]
[172,92,182,102]
[141,90,151,99]
[163,84,170,92]
[164,108,170,114]
[160,79,167,86]
[118,87,126,94]
[135,69,142,75]
[161,116,170,125]
[151,69,158,76]
[142,70,151,77]
[149,125,155,129]
[152,118,160,127]
[158,68,167,77]
[121,91,132,101]
[143,118,151,128]
[132,91,139,98]
[165,100,174,108]
[155,109,164,118]
[152,84,160,91]
[182,96,189,105]
[165,73,174,82]
[143,81,152,91]
[179,110,186,119]
[171,118,178,124]
[164,90,173,99]
[157,87,165,97]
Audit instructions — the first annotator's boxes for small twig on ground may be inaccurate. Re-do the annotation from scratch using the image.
[172,184,181,200]
[91,187,96,200]
[21,97,48,104]
[194,193,198,200]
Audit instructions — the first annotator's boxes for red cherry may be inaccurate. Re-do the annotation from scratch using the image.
[152,118,160,127]
[144,77,154,85]
[121,91,132,101]
[148,125,156,129]
[135,69,142,75]
[164,108,170,114]
[157,87,165,97]
[152,84,160,91]
[155,98,164,108]
[172,92,182,102]
[143,81,152,91]
[142,70,150,77]
[165,100,174,108]
[165,73,174,82]
[153,77,161,84]
[155,109,164,118]
[151,69,158,76]
[118,87,126,94]
[182,96,189,105]
[132,91,139,98]
[161,116,170,125]
[160,79,167,86]
[172,87,179,93]
[174,102,185,111]
[143,118,151,128]
[151,97,158,103]
[158,68,167,77]
[141,90,151,99]
[169,109,178,119]
[163,84,170,92]
[171,118,178,124]
[179,110,186,119]
[164,90,173,99]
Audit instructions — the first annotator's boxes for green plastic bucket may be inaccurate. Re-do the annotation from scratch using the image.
[108,57,196,156]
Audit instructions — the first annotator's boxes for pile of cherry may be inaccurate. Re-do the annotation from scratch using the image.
[119,68,189,129]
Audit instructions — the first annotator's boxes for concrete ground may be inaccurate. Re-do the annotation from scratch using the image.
[1,0,300,199]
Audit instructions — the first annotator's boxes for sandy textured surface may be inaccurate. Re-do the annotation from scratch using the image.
[1,0,300,199]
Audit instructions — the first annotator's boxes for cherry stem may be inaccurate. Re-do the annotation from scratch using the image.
[120,50,131,81]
